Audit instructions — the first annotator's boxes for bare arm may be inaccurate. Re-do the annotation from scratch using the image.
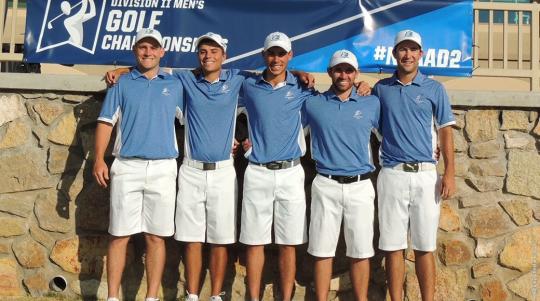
[83,0,96,21]
[290,70,315,88]
[439,126,455,199]
[93,122,114,188]
[105,67,130,86]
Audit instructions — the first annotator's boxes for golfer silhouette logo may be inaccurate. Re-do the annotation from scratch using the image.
[36,0,106,54]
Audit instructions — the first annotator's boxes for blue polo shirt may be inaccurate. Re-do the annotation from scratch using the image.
[98,68,184,159]
[373,71,455,167]
[304,89,380,176]
[240,71,315,164]
[173,69,247,162]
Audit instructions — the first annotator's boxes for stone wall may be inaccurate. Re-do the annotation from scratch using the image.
[0,87,539,301]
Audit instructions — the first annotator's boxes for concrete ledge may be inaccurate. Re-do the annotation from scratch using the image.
[0,73,106,93]
[0,73,538,107]
[449,90,540,108]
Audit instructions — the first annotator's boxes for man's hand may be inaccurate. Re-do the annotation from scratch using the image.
[93,159,110,188]
[232,139,240,156]
[355,81,372,96]
[242,139,252,152]
[292,71,315,88]
[440,173,456,199]
[105,67,130,86]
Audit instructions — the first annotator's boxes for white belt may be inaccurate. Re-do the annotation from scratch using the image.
[390,162,436,172]
[183,158,233,171]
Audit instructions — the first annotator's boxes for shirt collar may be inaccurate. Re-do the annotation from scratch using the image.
[391,70,425,86]
[257,70,296,86]
[130,67,167,80]
[324,87,359,102]
[196,69,227,84]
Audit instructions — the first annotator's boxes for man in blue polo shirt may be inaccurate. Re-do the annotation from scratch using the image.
[304,50,379,301]
[94,28,183,301]
[238,32,315,301]
[373,30,456,301]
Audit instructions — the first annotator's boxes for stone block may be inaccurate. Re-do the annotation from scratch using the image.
[453,129,468,153]
[529,111,538,122]
[47,145,84,174]
[501,110,530,131]
[475,238,502,258]
[466,206,511,238]
[0,216,28,237]
[57,170,86,202]
[23,272,49,296]
[0,150,53,193]
[0,257,23,296]
[468,158,506,177]
[50,235,108,276]
[21,93,41,99]
[453,112,465,129]
[507,272,540,301]
[467,175,504,192]
[499,227,540,272]
[47,111,79,146]
[74,98,101,125]
[503,131,535,150]
[453,154,470,177]
[465,110,499,142]
[12,237,47,268]
[469,140,502,159]
[472,261,495,278]
[480,278,508,301]
[439,202,461,232]
[533,117,540,137]
[438,239,472,266]
[43,93,58,100]
[0,191,36,218]
[460,191,502,208]
[32,100,65,125]
[35,190,72,233]
[30,224,55,249]
[506,150,540,198]
[405,267,468,301]
[0,120,30,149]
[500,198,532,226]
[0,243,10,254]
[329,272,352,291]
[0,94,26,126]
[63,94,92,103]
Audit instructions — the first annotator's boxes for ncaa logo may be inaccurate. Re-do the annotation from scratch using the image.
[353,110,363,119]
[404,30,414,37]
[36,0,107,54]
[340,51,349,58]
[271,34,281,41]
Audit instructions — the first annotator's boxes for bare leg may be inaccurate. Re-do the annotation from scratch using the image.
[350,258,370,301]
[414,250,435,301]
[313,257,333,301]
[385,250,405,301]
[246,245,265,300]
[209,244,228,296]
[279,245,296,301]
[144,234,166,298]
[185,242,203,295]
[107,235,131,298]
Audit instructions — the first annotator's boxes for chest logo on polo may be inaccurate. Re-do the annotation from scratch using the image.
[220,84,230,94]
[414,94,425,104]
[161,88,170,96]
[285,90,295,100]
[353,110,363,119]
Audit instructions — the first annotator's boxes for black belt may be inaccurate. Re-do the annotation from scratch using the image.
[250,158,301,170]
[319,172,372,184]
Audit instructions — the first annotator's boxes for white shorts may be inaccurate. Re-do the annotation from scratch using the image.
[239,164,307,245]
[109,157,177,237]
[174,161,237,244]
[377,167,441,252]
[308,175,375,259]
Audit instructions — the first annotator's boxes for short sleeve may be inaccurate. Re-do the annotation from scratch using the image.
[433,84,455,129]
[98,83,121,125]
[175,79,185,121]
